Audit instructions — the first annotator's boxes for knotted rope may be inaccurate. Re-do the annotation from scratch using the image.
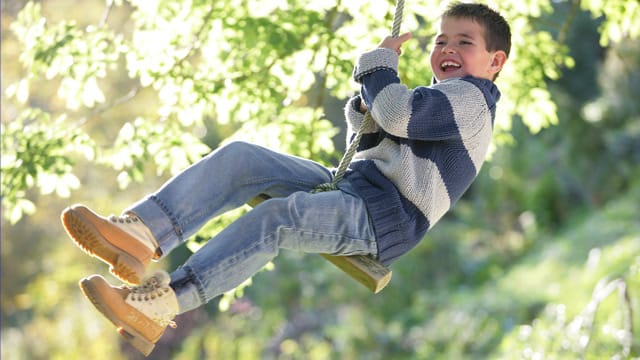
[312,0,405,193]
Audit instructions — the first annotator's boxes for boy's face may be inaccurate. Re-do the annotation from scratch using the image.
[430,16,507,82]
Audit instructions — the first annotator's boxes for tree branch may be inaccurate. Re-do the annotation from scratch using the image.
[557,0,581,47]
[98,1,114,28]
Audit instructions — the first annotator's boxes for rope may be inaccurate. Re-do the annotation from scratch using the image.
[391,0,405,38]
[312,0,405,193]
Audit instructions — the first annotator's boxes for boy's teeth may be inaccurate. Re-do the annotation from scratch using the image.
[441,61,461,69]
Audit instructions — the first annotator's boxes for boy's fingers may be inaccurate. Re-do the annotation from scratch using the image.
[393,32,411,55]
[378,32,412,53]
[393,32,412,42]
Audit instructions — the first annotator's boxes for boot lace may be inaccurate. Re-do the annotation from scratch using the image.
[109,213,141,224]
[107,213,160,258]
[127,272,177,328]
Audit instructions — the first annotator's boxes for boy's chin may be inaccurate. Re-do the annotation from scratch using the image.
[434,71,484,82]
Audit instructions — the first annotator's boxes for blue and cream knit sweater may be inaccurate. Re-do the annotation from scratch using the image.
[343,48,500,265]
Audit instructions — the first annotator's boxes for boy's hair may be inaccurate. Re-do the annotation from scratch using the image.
[442,2,511,57]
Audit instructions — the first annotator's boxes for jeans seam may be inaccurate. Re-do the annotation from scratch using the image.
[150,195,184,241]
[183,265,208,305]
[242,176,329,191]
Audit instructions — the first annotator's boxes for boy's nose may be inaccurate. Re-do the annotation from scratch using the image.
[441,45,455,54]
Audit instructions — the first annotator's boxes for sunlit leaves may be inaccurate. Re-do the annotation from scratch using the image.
[5,79,30,104]
[581,0,640,46]
[492,0,553,18]
[105,118,210,189]
[225,107,338,162]
[490,6,570,137]
[10,3,123,110]
[1,110,94,224]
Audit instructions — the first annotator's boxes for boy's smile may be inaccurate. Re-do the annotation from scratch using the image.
[440,60,462,73]
[430,17,506,82]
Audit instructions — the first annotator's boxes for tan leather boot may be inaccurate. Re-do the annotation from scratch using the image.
[80,270,179,356]
[62,204,160,285]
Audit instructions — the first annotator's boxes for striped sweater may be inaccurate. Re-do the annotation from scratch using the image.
[343,48,500,265]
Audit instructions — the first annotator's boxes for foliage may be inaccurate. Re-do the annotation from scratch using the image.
[5,0,632,223]
[580,0,640,46]
[1,109,94,223]
[2,0,640,359]
[495,191,640,359]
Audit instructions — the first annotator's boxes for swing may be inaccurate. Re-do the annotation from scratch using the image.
[249,0,406,294]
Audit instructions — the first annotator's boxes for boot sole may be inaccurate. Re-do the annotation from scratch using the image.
[79,278,158,356]
[62,208,145,285]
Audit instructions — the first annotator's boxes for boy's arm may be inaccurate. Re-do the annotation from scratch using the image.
[353,49,497,142]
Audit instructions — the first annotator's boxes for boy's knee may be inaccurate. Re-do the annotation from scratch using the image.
[212,141,263,161]
[220,140,254,154]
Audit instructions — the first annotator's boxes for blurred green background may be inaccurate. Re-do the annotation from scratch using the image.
[2,0,639,359]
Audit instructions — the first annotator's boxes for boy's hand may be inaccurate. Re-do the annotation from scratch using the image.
[378,32,412,55]
[360,100,368,113]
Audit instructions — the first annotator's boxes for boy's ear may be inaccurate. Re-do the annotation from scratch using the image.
[489,50,508,74]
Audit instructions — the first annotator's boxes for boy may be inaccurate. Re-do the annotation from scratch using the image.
[63,2,510,355]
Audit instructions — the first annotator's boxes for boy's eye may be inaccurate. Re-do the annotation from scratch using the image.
[460,40,472,45]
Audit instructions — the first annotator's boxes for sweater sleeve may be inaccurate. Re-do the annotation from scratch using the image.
[344,95,383,152]
[345,95,380,137]
[353,48,496,142]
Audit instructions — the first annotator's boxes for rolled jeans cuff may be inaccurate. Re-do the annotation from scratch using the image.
[127,197,182,258]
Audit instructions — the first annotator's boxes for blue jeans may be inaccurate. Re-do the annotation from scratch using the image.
[127,141,378,313]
